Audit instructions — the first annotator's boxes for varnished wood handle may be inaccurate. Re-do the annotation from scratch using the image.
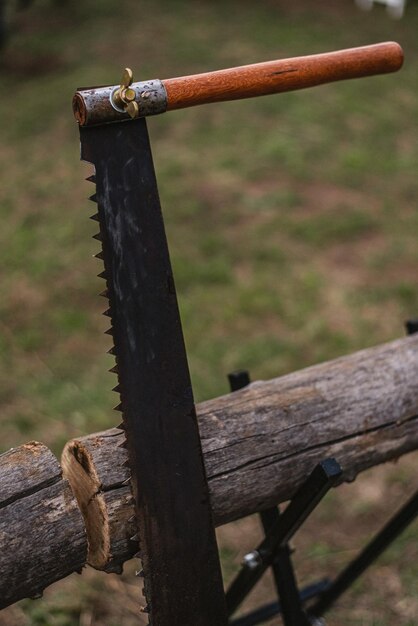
[73,42,403,126]
[163,42,403,111]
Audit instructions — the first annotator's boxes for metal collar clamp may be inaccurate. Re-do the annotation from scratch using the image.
[73,68,167,127]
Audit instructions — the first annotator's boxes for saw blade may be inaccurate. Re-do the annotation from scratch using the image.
[80,118,227,626]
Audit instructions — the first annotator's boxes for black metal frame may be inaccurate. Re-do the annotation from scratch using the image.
[224,352,418,625]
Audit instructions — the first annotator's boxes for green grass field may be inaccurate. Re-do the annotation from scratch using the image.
[1,1,418,624]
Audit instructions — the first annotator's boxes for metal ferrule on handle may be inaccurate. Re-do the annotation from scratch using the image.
[73,79,168,127]
[73,42,403,127]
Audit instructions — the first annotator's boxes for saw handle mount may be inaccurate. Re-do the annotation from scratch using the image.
[73,42,403,127]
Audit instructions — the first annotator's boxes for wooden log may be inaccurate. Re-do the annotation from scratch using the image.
[0,442,87,609]
[62,334,418,572]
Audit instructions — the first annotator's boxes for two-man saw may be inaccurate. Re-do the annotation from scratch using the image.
[73,42,403,626]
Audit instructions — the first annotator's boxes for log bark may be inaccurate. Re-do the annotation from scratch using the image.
[0,442,87,608]
[62,334,418,571]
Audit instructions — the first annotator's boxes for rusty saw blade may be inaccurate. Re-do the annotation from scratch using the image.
[80,118,227,626]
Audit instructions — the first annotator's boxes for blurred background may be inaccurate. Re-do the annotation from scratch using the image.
[0,0,418,624]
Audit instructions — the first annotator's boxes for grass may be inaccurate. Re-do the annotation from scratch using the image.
[1,0,418,623]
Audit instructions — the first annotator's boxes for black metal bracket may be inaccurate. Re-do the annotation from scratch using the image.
[226,371,339,626]
[308,483,418,619]
[225,363,418,625]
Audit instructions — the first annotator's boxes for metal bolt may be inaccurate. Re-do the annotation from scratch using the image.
[123,87,136,103]
[243,550,262,569]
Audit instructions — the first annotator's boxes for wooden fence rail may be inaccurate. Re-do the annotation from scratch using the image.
[62,334,418,572]
[2,334,418,603]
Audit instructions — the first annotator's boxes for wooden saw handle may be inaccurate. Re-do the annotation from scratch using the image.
[163,42,403,111]
[73,42,403,126]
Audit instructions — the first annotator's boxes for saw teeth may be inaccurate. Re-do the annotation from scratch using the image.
[86,177,132,533]
[86,158,142,599]
[134,551,142,559]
